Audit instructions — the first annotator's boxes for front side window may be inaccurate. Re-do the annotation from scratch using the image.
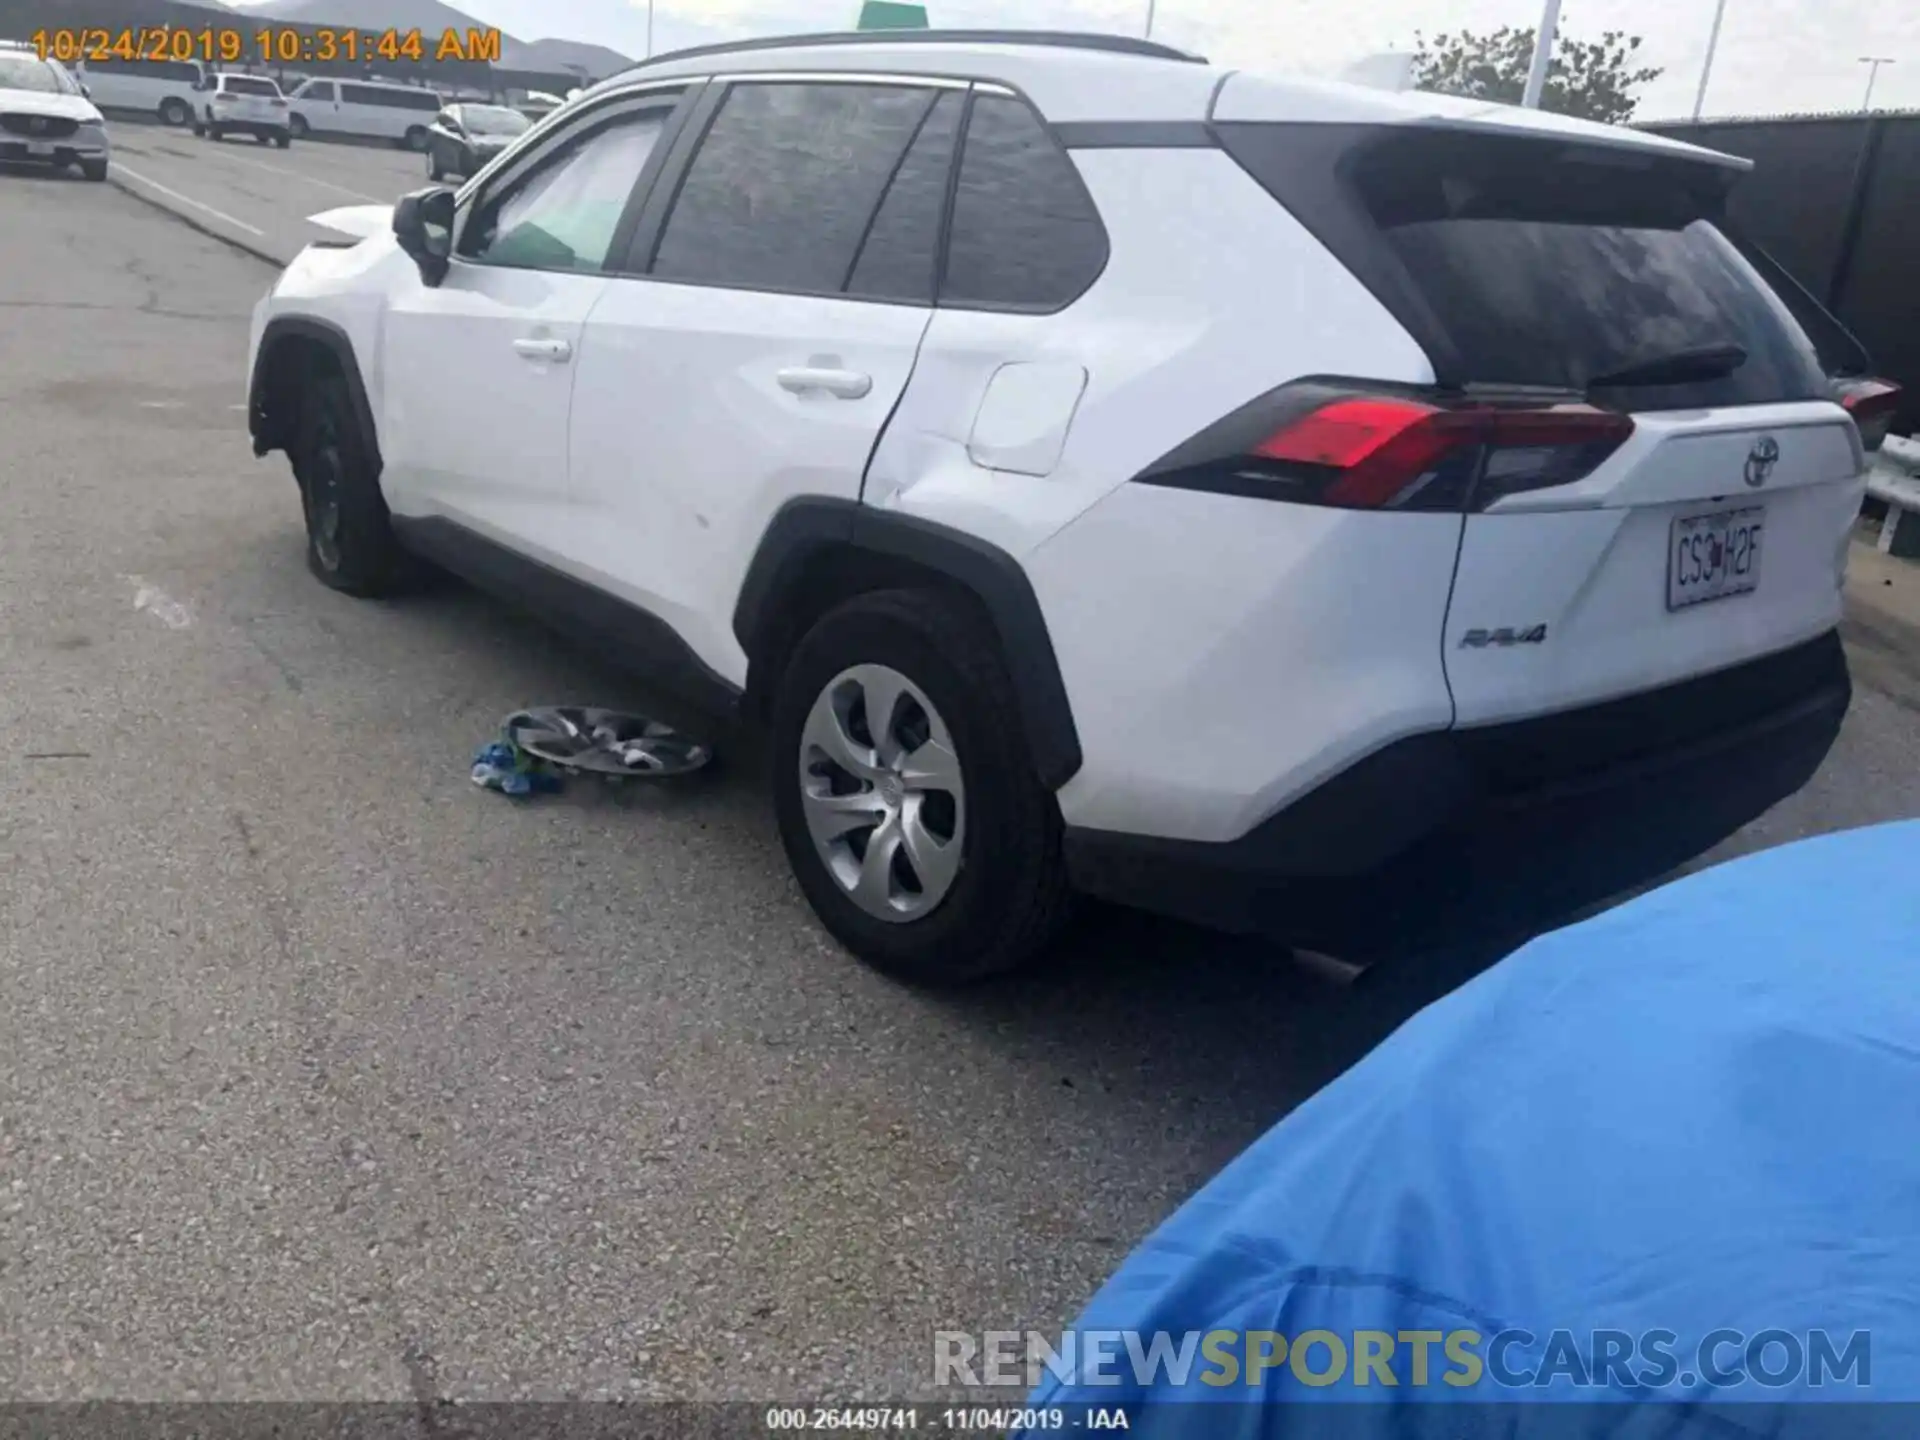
[298,80,334,101]
[463,108,672,273]
[650,80,943,297]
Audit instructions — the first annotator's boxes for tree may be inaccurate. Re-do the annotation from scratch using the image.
[1409,25,1663,126]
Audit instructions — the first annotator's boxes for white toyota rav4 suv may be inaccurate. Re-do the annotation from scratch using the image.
[246,30,1886,985]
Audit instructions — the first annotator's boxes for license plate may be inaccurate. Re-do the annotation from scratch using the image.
[1668,505,1765,611]
[26,141,54,157]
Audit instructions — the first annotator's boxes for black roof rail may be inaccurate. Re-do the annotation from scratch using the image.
[618,29,1208,77]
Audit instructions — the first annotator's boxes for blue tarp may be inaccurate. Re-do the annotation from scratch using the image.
[1018,821,1920,1438]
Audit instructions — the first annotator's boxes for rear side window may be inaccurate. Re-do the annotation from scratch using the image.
[651,80,942,297]
[1222,125,1827,410]
[845,90,964,304]
[940,94,1107,312]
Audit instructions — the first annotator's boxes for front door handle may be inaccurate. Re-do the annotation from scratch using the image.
[513,337,572,364]
[777,366,872,400]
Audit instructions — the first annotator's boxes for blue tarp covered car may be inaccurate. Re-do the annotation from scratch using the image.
[1017,821,1920,1439]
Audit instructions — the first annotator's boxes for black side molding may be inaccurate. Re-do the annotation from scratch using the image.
[734,499,1084,791]
[249,316,381,466]
[392,516,743,738]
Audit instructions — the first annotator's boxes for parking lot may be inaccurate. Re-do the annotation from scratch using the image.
[107,118,431,261]
[3,122,1920,1405]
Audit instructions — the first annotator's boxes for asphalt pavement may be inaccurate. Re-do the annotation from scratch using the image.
[2,160,1919,1407]
[106,118,431,263]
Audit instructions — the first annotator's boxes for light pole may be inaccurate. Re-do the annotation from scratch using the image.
[1859,57,1895,111]
[1692,0,1730,120]
[1521,0,1563,109]
[1144,0,1156,40]
[646,0,656,59]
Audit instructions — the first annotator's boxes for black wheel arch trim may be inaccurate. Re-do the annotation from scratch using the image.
[249,315,381,468]
[733,498,1083,791]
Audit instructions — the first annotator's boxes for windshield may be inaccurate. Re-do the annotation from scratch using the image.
[461,105,529,136]
[0,54,70,93]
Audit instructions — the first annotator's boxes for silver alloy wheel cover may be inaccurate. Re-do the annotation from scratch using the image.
[798,663,966,923]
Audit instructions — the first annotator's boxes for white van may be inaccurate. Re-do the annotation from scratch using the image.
[73,55,204,127]
[286,77,441,148]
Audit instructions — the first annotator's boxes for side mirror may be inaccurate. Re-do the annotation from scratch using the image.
[393,185,456,285]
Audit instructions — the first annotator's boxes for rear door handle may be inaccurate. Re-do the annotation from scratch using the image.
[513,337,572,364]
[777,367,872,400]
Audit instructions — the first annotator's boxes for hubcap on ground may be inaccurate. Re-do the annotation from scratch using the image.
[799,663,965,924]
[303,410,345,571]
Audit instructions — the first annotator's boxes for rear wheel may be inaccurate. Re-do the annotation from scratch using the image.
[403,126,429,152]
[253,129,270,145]
[273,129,291,149]
[770,589,1073,985]
[79,158,107,182]
[158,97,190,127]
[205,122,224,142]
[289,371,416,597]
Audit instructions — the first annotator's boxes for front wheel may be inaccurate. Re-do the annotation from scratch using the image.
[770,590,1073,985]
[289,372,417,597]
[288,113,309,139]
[403,126,428,152]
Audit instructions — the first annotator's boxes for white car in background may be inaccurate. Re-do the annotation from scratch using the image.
[193,72,292,146]
[71,54,204,126]
[0,44,109,180]
[286,76,442,148]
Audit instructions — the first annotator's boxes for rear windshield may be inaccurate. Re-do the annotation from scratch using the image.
[224,77,281,98]
[1220,124,1830,410]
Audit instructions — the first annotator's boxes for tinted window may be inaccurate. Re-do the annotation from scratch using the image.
[465,111,668,272]
[1339,131,1826,408]
[298,80,334,101]
[940,94,1107,312]
[651,81,938,296]
[224,76,281,98]
[845,90,962,304]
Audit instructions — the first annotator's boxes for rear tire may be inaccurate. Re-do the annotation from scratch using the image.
[205,123,224,142]
[254,130,270,145]
[79,158,107,182]
[289,371,416,598]
[158,97,190,127]
[274,129,291,149]
[770,589,1074,985]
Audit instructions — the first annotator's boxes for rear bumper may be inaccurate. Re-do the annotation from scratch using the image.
[1064,630,1852,957]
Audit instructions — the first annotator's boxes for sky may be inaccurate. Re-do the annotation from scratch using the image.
[423,0,1918,121]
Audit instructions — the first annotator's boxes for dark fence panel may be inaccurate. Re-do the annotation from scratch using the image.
[1647,113,1920,435]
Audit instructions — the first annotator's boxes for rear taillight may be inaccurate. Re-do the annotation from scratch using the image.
[1836,377,1900,452]
[1138,383,1635,513]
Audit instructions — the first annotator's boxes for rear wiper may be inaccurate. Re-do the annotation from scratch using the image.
[1588,343,1748,389]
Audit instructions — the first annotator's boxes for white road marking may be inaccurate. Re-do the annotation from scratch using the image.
[203,145,380,201]
[139,400,184,410]
[125,575,193,630]
[110,163,267,237]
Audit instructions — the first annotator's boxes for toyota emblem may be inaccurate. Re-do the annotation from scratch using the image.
[1744,435,1780,489]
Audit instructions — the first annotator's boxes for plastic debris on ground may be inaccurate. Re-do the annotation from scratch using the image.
[472,706,713,798]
